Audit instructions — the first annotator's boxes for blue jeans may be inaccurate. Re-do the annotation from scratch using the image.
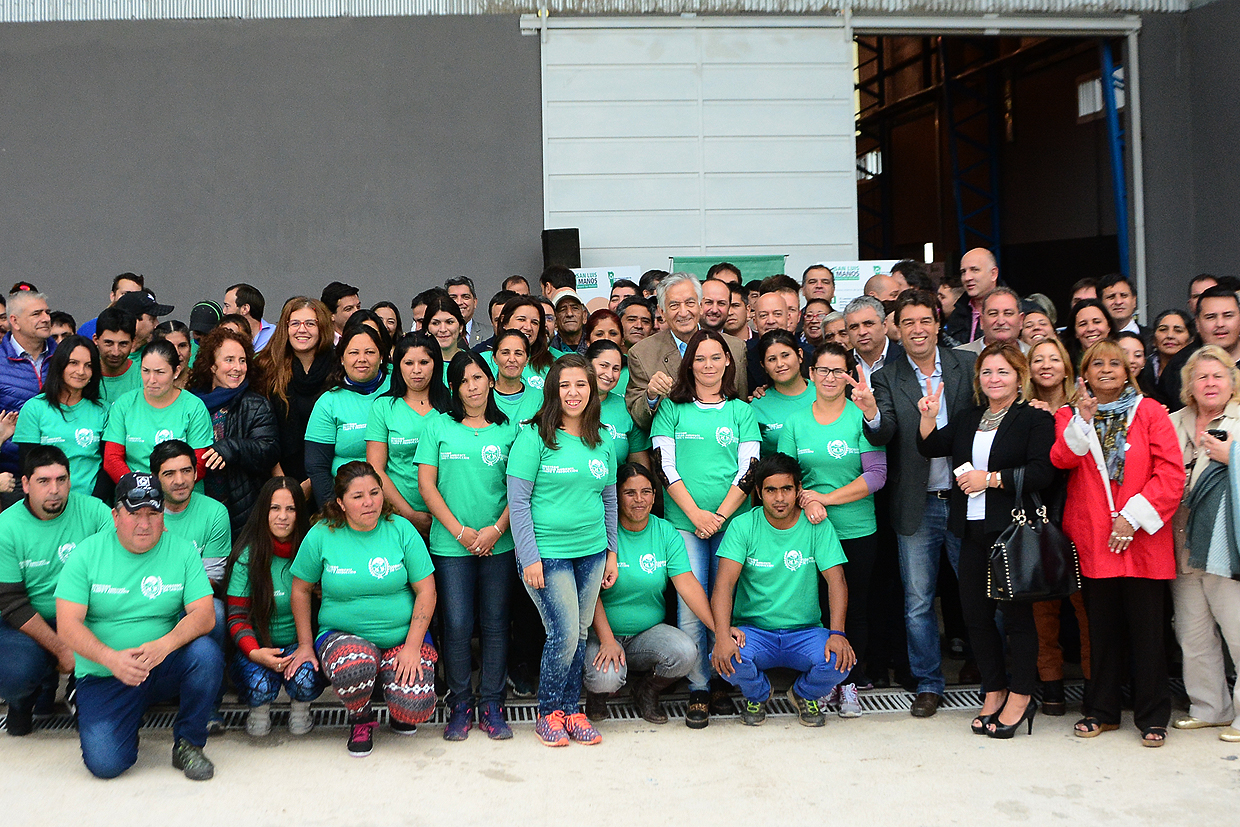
[227,645,326,706]
[522,551,606,716]
[434,552,512,707]
[0,616,59,713]
[582,623,698,694]
[721,626,848,703]
[75,635,223,779]
[896,493,962,696]
[676,530,724,692]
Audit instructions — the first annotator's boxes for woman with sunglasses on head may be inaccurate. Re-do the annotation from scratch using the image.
[650,328,760,728]
[778,342,886,718]
[304,323,389,509]
[416,351,518,742]
[366,333,449,534]
[507,354,618,747]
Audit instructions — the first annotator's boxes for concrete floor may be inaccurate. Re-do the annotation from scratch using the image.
[4,705,1238,826]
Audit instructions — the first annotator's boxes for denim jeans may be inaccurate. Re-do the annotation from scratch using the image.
[721,626,848,703]
[75,635,223,779]
[522,551,606,716]
[895,493,962,696]
[0,616,59,713]
[582,623,698,694]
[676,529,724,692]
[227,645,326,706]
[434,552,512,708]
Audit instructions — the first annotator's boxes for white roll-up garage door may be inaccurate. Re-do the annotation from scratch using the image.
[538,17,858,278]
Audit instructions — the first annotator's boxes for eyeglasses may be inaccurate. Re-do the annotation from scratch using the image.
[811,367,850,378]
[803,313,827,321]
[288,320,319,330]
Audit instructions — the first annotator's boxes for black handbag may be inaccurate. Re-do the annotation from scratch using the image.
[987,466,1082,602]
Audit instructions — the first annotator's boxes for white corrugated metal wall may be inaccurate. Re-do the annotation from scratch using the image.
[540,19,858,276]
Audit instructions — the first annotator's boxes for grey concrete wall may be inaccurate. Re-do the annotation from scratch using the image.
[0,15,544,327]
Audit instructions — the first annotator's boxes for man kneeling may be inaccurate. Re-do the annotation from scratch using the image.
[55,473,223,780]
[711,453,855,726]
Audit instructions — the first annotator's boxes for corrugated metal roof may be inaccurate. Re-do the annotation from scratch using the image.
[0,0,1185,24]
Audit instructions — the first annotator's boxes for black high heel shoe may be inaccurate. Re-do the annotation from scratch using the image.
[971,712,997,735]
[987,698,1038,739]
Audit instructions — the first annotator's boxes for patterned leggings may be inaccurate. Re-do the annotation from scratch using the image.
[316,631,438,725]
[228,646,327,706]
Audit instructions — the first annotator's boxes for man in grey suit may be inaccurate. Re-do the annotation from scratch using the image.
[852,289,977,718]
[446,276,488,348]
[625,272,749,430]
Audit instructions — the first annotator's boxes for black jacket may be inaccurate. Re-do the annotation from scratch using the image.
[206,390,280,535]
[915,401,1056,536]
[270,353,333,481]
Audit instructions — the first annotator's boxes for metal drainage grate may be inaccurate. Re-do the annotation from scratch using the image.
[3,682,1099,731]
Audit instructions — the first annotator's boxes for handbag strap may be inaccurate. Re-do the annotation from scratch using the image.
[1010,465,1048,522]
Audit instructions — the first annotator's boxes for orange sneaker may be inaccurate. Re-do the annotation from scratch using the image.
[535,710,569,747]
[565,712,602,745]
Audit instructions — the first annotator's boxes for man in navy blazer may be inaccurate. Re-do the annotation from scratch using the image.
[853,289,976,718]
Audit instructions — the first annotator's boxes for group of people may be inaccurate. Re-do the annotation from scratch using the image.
[0,253,1237,782]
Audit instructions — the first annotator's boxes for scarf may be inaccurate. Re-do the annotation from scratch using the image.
[1092,385,1139,485]
[272,537,294,559]
[194,380,248,415]
[342,367,385,396]
[290,353,333,398]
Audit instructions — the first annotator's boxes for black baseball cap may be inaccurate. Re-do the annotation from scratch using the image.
[115,289,174,319]
[189,300,223,334]
[115,472,165,512]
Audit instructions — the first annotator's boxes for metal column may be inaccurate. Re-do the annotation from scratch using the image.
[1100,39,1130,280]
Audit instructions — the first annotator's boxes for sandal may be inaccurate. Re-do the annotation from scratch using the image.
[1140,726,1167,748]
[1074,716,1120,738]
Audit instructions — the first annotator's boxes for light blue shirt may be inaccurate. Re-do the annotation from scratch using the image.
[908,350,952,492]
[253,319,276,352]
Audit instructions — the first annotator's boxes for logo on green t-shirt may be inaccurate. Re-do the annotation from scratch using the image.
[639,553,658,574]
[368,557,402,579]
[715,426,737,447]
[57,543,75,564]
[481,445,502,466]
[141,575,183,599]
[827,439,852,459]
[783,548,811,572]
[589,459,608,479]
[529,375,544,389]
[75,428,97,448]
[155,429,175,444]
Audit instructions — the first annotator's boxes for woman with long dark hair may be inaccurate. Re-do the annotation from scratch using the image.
[366,333,449,533]
[14,334,107,496]
[491,330,543,428]
[650,328,759,728]
[507,354,618,746]
[224,477,325,738]
[588,339,650,466]
[420,294,466,368]
[286,461,438,757]
[257,297,335,499]
[750,329,814,456]
[304,324,389,509]
[489,295,555,384]
[187,327,280,534]
[416,351,517,741]
[1063,299,1118,371]
[371,301,405,341]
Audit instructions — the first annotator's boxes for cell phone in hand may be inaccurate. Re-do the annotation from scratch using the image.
[1206,429,1228,441]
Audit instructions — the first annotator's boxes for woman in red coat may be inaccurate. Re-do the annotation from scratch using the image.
[1050,340,1185,747]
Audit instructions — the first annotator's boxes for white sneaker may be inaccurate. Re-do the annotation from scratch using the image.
[837,683,863,718]
[822,685,842,707]
[246,703,272,737]
[288,701,314,736]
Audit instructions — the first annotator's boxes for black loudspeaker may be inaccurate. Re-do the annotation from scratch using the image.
[542,228,581,269]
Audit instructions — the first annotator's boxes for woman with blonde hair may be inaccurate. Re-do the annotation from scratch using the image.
[257,297,335,497]
[1168,345,1240,742]
[1051,339,1184,746]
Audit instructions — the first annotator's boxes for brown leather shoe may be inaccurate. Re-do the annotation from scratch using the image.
[910,692,942,718]
[585,692,610,722]
[632,673,676,725]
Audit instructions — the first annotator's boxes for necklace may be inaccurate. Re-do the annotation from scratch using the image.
[978,404,1011,432]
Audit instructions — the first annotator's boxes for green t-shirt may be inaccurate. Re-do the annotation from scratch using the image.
[289,516,435,649]
[365,397,440,513]
[305,385,385,473]
[507,426,617,559]
[494,385,543,433]
[14,395,108,495]
[717,509,846,632]
[414,417,516,558]
[0,495,113,621]
[54,530,213,678]
[227,549,297,648]
[750,383,816,457]
[778,401,881,540]
[101,389,213,475]
[603,515,691,636]
[600,391,651,462]
[482,351,550,392]
[163,494,232,570]
[99,364,142,407]
[650,399,759,533]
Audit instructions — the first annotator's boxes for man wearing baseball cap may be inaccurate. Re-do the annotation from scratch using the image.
[114,289,174,361]
[550,289,588,354]
[54,472,222,780]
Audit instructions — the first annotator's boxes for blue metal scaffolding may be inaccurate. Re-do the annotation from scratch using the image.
[1100,39,1130,280]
